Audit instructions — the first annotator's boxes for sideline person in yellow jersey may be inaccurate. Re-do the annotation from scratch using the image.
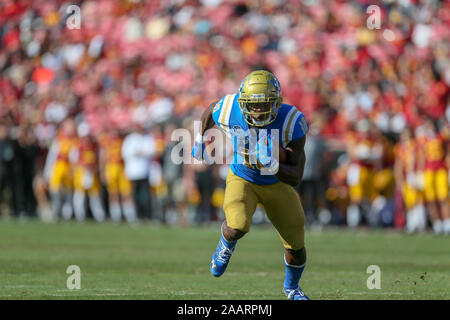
[98,128,136,223]
[345,120,382,227]
[44,118,77,220]
[416,119,449,234]
[72,122,105,222]
[394,127,426,232]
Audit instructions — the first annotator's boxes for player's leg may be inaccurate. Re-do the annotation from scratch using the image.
[347,163,363,227]
[73,167,87,222]
[424,170,443,234]
[88,193,106,222]
[258,182,309,300]
[403,183,416,233]
[372,168,395,227]
[73,190,86,222]
[364,168,376,225]
[119,168,137,224]
[435,168,450,234]
[109,193,122,223]
[210,170,258,277]
[413,190,427,232]
[222,220,246,241]
[283,247,307,299]
[87,176,106,223]
[53,162,73,221]
[61,164,75,221]
[49,161,66,219]
[105,164,122,222]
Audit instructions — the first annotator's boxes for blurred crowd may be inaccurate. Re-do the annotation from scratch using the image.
[0,0,449,233]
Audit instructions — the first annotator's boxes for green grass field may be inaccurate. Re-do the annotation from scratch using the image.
[0,220,448,300]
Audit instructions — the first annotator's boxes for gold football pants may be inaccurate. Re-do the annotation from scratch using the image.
[223,169,306,250]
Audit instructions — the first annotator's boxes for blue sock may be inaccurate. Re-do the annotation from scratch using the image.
[220,233,237,250]
[284,256,305,289]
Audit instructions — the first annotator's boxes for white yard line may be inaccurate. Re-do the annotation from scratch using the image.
[2,284,54,288]
[46,293,136,297]
[344,291,405,295]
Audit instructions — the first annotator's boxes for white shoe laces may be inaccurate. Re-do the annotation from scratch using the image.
[217,248,233,263]
[286,287,304,299]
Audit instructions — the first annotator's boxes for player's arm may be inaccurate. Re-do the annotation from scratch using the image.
[192,100,219,162]
[414,140,427,190]
[275,136,306,187]
[98,143,107,183]
[345,134,357,162]
[199,100,219,136]
[43,140,59,182]
[416,140,426,172]
[393,150,404,190]
[444,137,450,169]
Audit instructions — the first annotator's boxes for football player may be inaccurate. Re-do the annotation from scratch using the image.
[72,122,105,222]
[192,70,310,300]
[44,118,77,220]
[394,127,426,232]
[345,120,382,227]
[98,127,135,223]
[416,119,449,234]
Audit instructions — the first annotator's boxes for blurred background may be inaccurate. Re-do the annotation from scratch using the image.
[0,0,449,234]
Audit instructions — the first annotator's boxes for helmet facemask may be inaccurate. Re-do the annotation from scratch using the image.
[238,99,281,127]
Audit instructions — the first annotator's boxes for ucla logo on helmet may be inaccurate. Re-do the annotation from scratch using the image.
[269,77,280,91]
